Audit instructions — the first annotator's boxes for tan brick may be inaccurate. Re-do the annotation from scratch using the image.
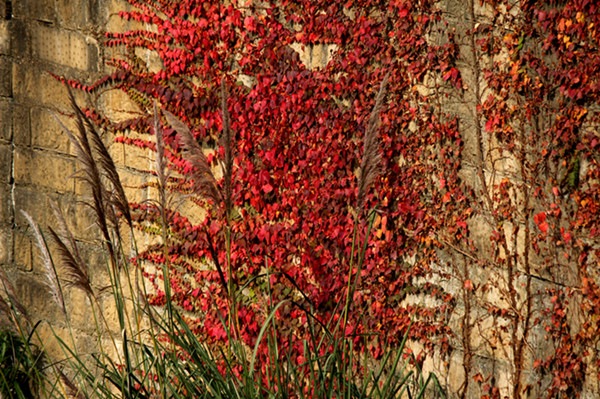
[12,230,33,272]
[99,137,153,178]
[446,350,475,394]
[74,242,108,279]
[8,20,29,57]
[88,38,100,73]
[0,56,12,97]
[31,107,71,153]
[13,186,48,227]
[106,139,126,168]
[0,21,10,55]
[0,100,12,142]
[56,0,90,29]
[106,0,142,33]
[98,89,142,123]
[37,73,72,109]
[311,44,338,69]
[0,228,10,265]
[64,287,94,329]
[11,63,32,102]
[106,0,132,16]
[289,43,337,70]
[13,0,56,22]
[178,199,207,226]
[124,144,152,171]
[12,105,30,147]
[100,282,139,334]
[32,324,67,362]
[101,296,122,334]
[60,199,98,243]
[13,148,75,193]
[134,48,164,74]
[0,144,10,184]
[31,24,93,70]
[12,64,88,109]
[0,183,10,225]
[15,272,63,319]
[12,64,47,104]
[37,27,96,72]
[32,324,97,365]
[118,169,148,204]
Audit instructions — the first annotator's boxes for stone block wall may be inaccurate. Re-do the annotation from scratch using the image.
[0,0,147,351]
[1,1,598,398]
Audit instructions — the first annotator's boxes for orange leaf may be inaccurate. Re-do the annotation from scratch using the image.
[464,279,474,291]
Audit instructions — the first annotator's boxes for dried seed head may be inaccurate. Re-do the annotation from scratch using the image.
[48,227,93,298]
[22,210,66,317]
[0,264,30,321]
[220,77,234,218]
[162,109,223,207]
[356,72,390,215]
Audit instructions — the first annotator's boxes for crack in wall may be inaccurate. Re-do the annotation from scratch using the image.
[9,127,15,265]
[3,1,11,21]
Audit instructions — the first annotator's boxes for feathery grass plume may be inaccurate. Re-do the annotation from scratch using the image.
[21,210,66,317]
[75,101,132,229]
[159,106,229,294]
[101,191,121,242]
[53,91,117,270]
[152,101,175,220]
[153,102,168,197]
[162,109,223,207]
[47,227,93,298]
[49,200,86,275]
[220,77,233,218]
[356,72,391,214]
[66,88,131,229]
[0,268,29,322]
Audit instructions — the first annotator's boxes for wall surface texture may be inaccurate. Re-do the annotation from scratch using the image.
[0,1,598,398]
[0,0,149,358]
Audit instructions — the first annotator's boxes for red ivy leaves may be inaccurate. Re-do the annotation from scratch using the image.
[534,212,549,234]
[64,0,600,396]
[90,0,463,362]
